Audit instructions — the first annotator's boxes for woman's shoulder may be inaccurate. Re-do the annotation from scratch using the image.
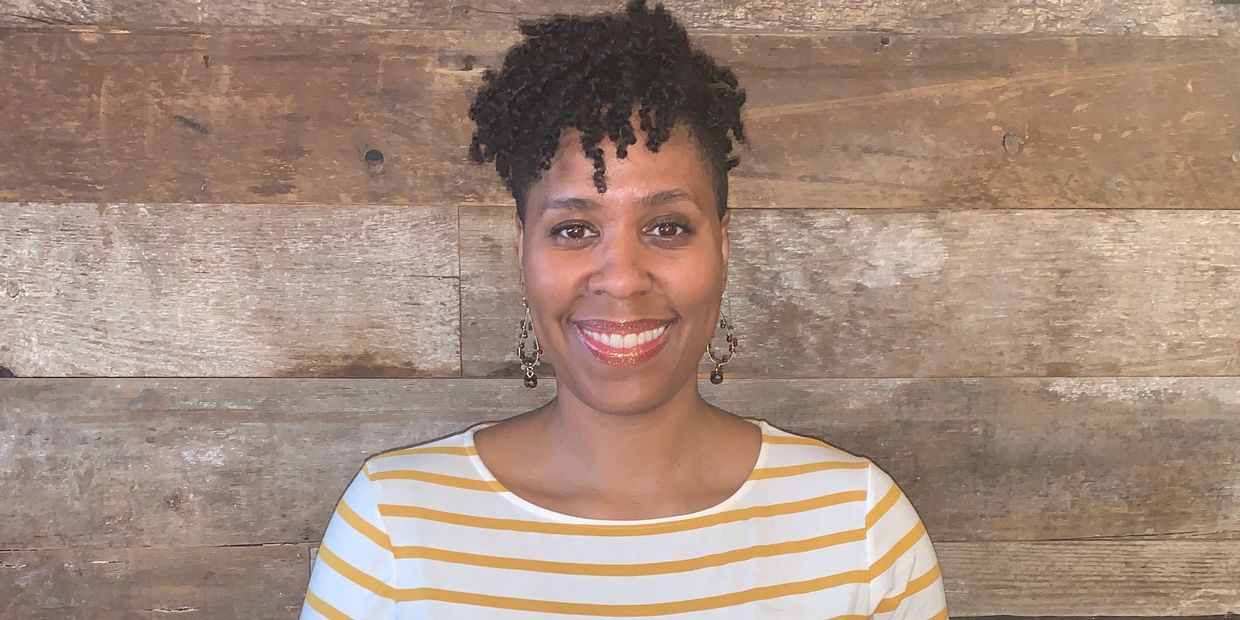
[361,421,488,478]
[758,418,873,467]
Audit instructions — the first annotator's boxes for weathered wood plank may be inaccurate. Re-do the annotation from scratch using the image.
[0,545,308,619]
[1,28,1236,209]
[938,541,1240,616]
[2,377,1235,549]
[461,207,1240,379]
[0,203,460,377]
[1,0,1238,36]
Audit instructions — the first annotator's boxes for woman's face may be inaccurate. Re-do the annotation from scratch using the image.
[516,121,731,416]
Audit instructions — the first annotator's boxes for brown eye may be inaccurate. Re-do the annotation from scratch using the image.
[551,223,597,240]
[650,222,689,237]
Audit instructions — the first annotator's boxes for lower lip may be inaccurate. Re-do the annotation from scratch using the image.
[575,323,672,367]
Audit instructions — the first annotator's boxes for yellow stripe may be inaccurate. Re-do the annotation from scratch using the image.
[926,605,949,620]
[380,490,866,536]
[874,563,942,613]
[318,542,885,615]
[337,500,392,550]
[865,484,901,529]
[392,568,871,613]
[750,460,869,480]
[393,528,866,576]
[764,434,835,447]
[367,468,499,491]
[304,590,353,620]
[869,521,927,577]
[318,545,395,600]
[377,444,477,458]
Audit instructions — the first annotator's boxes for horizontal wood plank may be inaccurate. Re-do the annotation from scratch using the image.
[938,541,1240,616]
[461,206,1240,379]
[2,377,1235,549]
[0,202,460,377]
[1,0,1238,36]
[1,28,1236,209]
[0,544,309,619]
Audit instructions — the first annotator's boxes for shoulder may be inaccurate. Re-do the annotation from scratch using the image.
[758,418,871,466]
[361,422,485,481]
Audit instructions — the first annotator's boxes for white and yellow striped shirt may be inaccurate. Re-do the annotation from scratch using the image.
[301,417,948,619]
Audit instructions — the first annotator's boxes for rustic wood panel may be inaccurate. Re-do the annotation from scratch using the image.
[2,376,1235,550]
[461,206,1240,379]
[939,541,1240,616]
[1,27,1236,209]
[0,202,460,377]
[0,544,309,619]
[2,0,1239,36]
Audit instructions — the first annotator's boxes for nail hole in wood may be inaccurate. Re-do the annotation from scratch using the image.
[879,35,891,46]
[1002,132,1023,155]
[365,149,385,176]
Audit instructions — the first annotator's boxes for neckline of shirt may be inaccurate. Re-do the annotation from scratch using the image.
[465,417,771,525]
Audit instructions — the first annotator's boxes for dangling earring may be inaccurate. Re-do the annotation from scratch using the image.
[706,309,738,384]
[516,296,543,388]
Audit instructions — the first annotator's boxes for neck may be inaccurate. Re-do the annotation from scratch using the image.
[533,380,731,497]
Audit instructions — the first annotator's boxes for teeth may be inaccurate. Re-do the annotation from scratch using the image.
[583,324,667,350]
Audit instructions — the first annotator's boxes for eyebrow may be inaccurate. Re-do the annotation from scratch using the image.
[541,189,695,214]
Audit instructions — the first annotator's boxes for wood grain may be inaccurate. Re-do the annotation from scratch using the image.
[0,202,460,377]
[0,544,309,619]
[1,0,1238,36]
[2,377,1235,550]
[461,206,1240,379]
[938,541,1240,616]
[1,27,1236,209]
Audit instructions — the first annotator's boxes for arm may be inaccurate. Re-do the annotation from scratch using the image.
[301,461,398,619]
[866,460,949,619]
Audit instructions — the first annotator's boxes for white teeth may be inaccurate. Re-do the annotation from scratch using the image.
[583,324,668,350]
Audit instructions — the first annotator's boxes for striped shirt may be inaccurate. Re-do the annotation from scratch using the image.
[301,417,949,619]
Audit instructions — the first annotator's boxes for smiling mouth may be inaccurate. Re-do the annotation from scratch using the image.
[572,319,674,366]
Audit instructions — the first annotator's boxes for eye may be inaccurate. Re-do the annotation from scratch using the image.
[648,221,691,237]
[549,222,597,241]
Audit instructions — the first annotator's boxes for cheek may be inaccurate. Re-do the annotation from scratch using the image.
[522,253,581,315]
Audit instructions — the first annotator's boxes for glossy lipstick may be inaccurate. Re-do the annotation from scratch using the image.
[573,319,673,367]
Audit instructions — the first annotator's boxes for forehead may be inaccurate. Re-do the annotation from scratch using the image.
[527,121,716,217]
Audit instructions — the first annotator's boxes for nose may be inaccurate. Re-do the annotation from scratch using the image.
[588,228,654,299]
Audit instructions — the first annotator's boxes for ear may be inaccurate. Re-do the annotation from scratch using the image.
[719,208,731,288]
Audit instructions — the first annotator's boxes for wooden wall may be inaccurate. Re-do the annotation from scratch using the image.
[2,1,1239,617]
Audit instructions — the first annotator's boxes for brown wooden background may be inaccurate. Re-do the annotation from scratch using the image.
[2,1,1239,618]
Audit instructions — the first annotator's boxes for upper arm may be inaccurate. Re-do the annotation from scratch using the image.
[865,460,949,619]
[301,461,398,619]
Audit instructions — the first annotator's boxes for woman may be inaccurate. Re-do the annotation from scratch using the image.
[302,1,947,617]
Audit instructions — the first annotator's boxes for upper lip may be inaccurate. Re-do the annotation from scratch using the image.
[573,318,674,334]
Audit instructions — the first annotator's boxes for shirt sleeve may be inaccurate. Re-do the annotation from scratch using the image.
[865,460,949,619]
[300,460,398,619]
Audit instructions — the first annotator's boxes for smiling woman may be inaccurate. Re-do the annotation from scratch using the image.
[300,1,947,618]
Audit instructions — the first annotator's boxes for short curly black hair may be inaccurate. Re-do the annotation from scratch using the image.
[467,0,747,222]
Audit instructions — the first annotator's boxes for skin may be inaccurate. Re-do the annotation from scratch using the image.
[472,118,763,520]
